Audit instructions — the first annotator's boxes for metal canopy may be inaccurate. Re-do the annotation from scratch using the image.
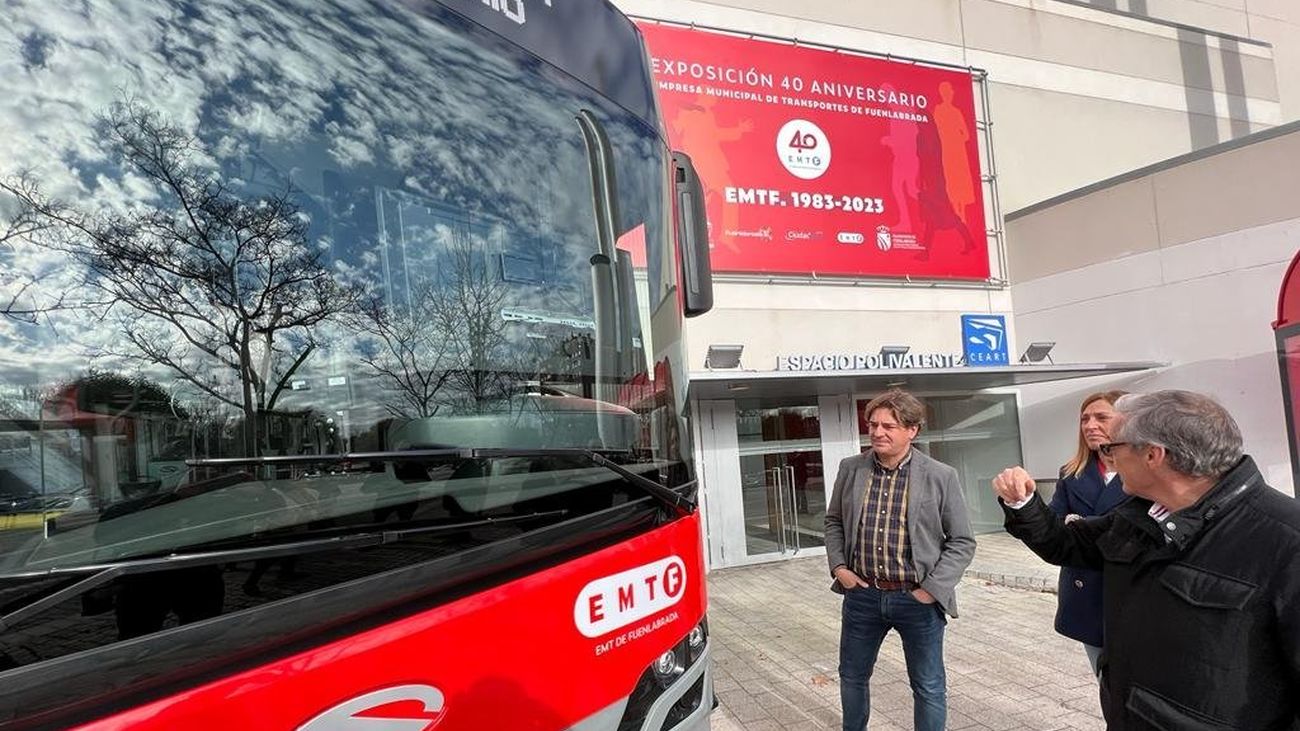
[688,362,1164,401]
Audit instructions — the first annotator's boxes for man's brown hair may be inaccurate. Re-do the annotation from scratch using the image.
[863,388,926,430]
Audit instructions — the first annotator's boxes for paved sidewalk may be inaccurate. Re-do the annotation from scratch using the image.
[966,532,1059,594]
[706,536,1099,730]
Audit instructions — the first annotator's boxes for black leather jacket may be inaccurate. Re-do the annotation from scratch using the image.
[1004,456,1300,730]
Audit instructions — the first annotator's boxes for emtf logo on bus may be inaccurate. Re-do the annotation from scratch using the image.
[476,0,552,25]
[575,556,688,638]
[776,119,831,180]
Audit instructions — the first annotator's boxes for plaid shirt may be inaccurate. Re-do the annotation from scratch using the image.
[851,450,918,584]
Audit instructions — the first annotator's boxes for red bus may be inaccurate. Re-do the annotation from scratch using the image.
[0,1,716,729]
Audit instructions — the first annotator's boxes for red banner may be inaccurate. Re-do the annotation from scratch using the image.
[639,23,990,280]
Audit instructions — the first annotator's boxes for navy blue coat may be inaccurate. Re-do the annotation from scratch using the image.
[1047,457,1128,647]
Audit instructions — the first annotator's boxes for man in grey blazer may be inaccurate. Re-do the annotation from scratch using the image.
[825,389,976,731]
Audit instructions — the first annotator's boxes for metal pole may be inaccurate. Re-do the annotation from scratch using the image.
[978,72,1010,285]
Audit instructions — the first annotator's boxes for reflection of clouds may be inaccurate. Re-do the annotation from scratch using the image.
[90,172,161,212]
[0,0,668,416]
[19,30,55,70]
[0,2,193,194]
[2,0,596,227]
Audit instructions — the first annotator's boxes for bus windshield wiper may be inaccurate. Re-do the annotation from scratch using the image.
[0,510,563,631]
[187,447,698,515]
[582,451,696,516]
[426,447,698,516]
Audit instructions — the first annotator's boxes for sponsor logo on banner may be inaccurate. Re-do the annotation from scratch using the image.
[776,119,831,180]
[961,314,1010,365]
[837,232,864,245]
[889,232,923,251]
[875,226,893,251]
[298,685,446,731]
[785,230,823,242]
[726,227,773,241]
[575,556,687,638]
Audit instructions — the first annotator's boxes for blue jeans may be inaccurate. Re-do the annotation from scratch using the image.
[839,586,947,731]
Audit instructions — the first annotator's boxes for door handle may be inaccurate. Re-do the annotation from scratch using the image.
[785,465,800,553]
[766,468,784,552]
[773,467,787,553]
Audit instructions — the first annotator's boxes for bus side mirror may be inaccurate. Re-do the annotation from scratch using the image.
[672,152,713,318]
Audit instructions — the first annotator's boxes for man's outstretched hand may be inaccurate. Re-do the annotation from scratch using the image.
[992,466,1037,505]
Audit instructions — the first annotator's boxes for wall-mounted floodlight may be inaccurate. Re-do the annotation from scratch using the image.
[1019,341,1056,364]
[879,345,910,359]
[704,344,744,370]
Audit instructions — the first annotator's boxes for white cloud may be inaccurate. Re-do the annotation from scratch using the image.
[0,0,667,438]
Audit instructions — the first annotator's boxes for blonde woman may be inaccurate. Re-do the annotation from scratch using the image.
[1049,390,1129,676]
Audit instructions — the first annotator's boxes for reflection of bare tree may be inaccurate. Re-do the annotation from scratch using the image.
[0,101,359,455]
[354,287,452,419]
[0,206,70,323]
[430,233,516,414]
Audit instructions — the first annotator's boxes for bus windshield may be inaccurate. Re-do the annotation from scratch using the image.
[0,0,689,670]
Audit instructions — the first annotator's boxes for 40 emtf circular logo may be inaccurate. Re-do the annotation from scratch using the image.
[776,119,831,180]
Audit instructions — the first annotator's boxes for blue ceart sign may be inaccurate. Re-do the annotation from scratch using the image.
[961,314,1010,366]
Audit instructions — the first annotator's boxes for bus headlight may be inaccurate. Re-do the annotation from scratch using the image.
[686,617,708,664]
[652,648,684,686]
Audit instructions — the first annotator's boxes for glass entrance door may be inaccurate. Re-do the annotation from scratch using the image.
[736,402,825,559]
[855,392,1022,533]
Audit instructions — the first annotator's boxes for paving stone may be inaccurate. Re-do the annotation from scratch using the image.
[707,554,1104,730]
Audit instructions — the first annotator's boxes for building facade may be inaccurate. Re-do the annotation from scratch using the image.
[610,0,1299,568]
[1011,122,1300,498]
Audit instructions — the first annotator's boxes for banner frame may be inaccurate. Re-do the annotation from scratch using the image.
[633,16,1008,288]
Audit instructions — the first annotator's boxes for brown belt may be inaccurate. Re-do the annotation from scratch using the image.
[862,575,915,591]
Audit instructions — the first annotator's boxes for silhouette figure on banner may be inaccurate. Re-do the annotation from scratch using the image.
[671,93,753,255]
[879,85,920,233]
[933,81,978,226]
[915,117,978,261]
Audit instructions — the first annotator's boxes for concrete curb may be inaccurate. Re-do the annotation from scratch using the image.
[965,568,1057,593]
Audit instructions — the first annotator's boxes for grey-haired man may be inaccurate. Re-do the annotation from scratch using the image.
[993,390,1300,729]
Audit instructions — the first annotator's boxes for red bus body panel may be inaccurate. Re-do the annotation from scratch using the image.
[70,515,707,731]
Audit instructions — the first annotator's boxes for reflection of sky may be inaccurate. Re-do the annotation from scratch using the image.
[373,188,590,318]
[0,0,675,428]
